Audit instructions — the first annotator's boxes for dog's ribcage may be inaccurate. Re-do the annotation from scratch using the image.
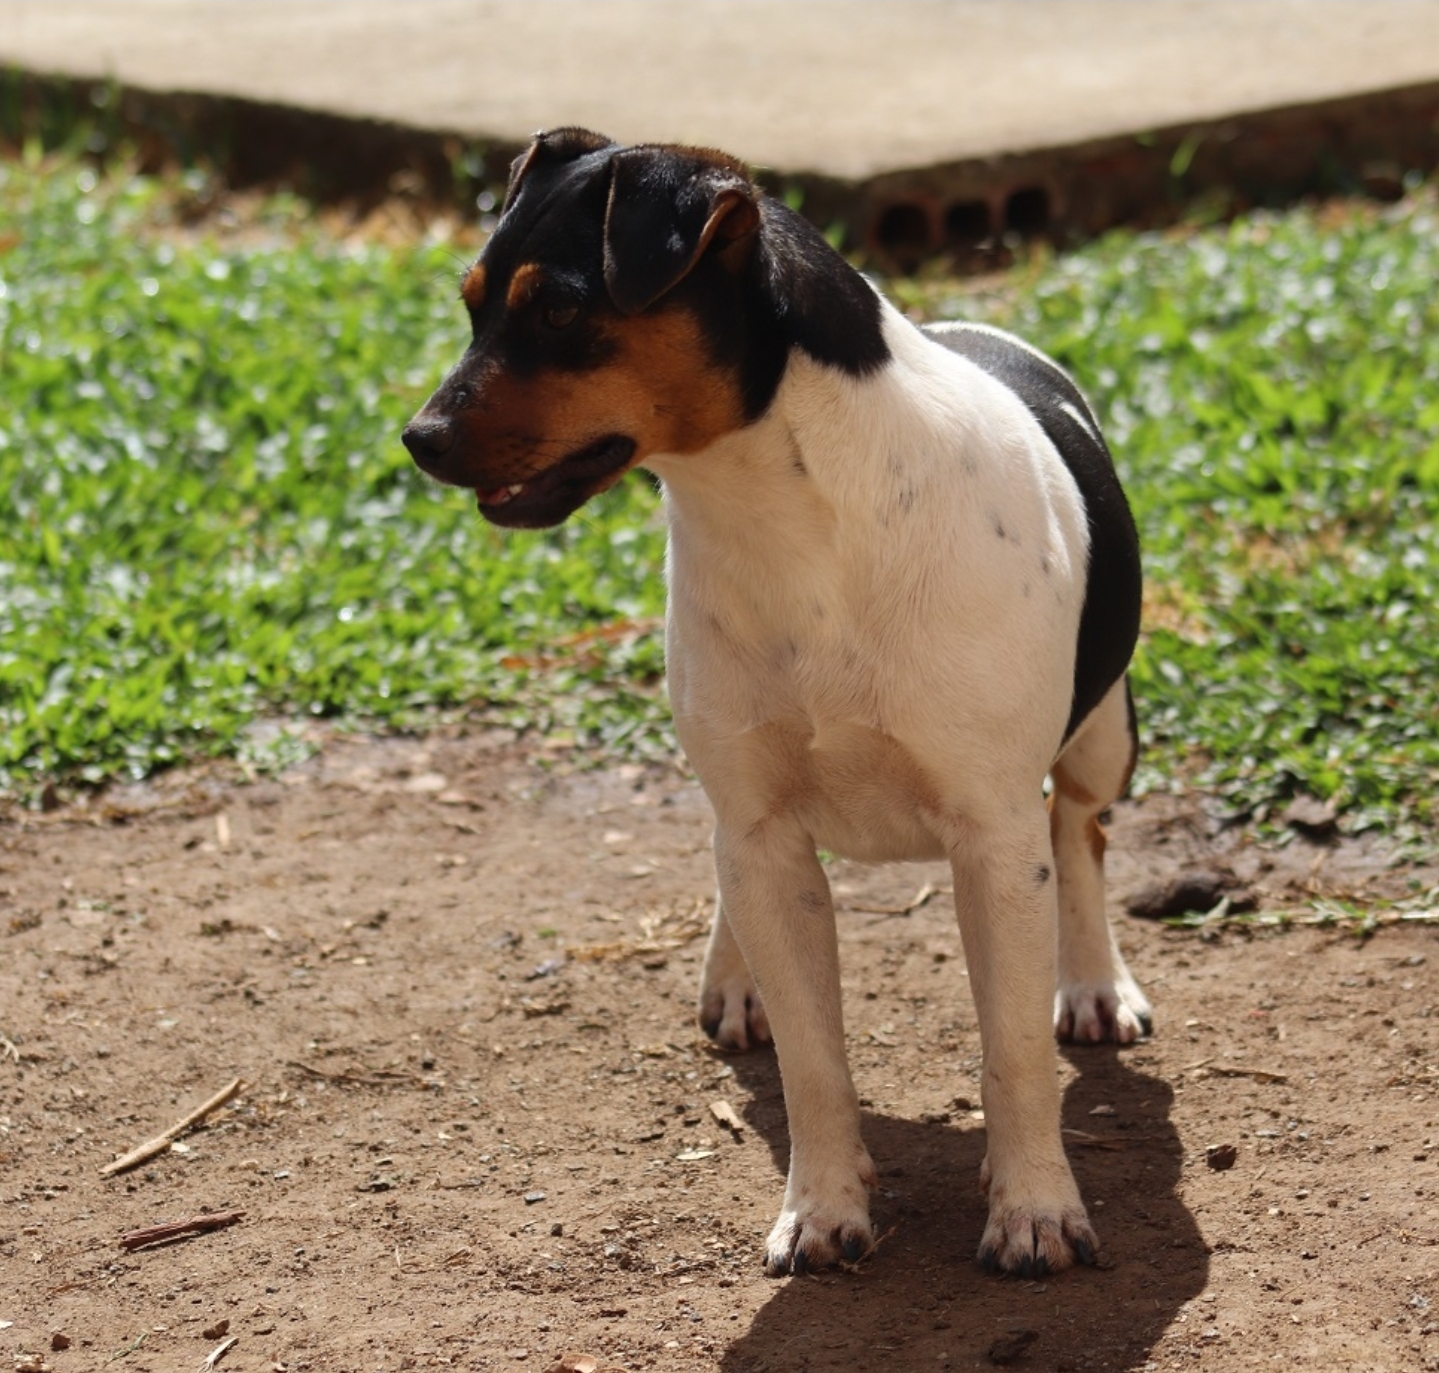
[652,304,1094,863]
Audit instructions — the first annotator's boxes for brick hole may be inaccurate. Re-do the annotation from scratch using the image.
[873,201,935,257]
[1004,185,1051,236]
[943,199,992,247]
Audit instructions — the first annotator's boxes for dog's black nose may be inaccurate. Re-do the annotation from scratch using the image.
[401,415,456,470]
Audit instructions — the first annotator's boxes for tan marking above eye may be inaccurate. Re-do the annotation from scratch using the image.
[506,263,545,311]
[460,262,486,310]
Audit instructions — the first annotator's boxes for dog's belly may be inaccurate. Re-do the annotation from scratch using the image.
[701,716,953,863]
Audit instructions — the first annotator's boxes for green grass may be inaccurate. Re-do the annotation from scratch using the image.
[2,149,1437,841]
[0,156,670,789]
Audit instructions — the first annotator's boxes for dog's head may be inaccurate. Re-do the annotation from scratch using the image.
[401,128,766,528]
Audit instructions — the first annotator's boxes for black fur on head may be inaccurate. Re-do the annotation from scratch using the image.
[401,129,890,527]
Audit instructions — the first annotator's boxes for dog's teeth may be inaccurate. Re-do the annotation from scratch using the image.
[505,483,524,497]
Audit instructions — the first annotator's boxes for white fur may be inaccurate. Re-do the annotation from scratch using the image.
[646,298,1147,1276]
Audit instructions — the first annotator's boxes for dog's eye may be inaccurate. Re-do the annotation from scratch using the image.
[543,304,579,330]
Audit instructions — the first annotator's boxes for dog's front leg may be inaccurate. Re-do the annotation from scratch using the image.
[713,818,876,1275]
[952,808,1099,1277]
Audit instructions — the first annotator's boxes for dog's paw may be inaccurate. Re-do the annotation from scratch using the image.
[698,971,770,1052]
[1055,975,1152,1045]
[976,1165,1099,1277]
[763,1159,878,1276]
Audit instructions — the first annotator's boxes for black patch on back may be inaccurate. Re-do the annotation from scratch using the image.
[924,325,1141,742]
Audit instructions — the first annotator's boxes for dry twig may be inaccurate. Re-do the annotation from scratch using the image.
[119,1210,244,1251]
[285,1060,424,1087]
[1181,1055,1288,1083]
[100,1077,244,1178]
[854,883,947,917]
[201,1335,238,1371]
[1061,1128,1166,1149]
[709,1100,746,1138]
[1207,1064,1288,1083]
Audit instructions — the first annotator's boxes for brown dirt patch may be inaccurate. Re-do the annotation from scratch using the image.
[2,731,1437,1372]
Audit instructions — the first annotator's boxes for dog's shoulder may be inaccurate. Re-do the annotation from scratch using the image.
[920,322,1103,468]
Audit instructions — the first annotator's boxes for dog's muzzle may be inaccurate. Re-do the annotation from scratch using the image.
[401,414,457,480]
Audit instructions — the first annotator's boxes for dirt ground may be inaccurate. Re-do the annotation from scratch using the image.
[2,729,1437,1373]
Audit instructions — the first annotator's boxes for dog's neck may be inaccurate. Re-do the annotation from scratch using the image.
[707,200,892,423]
[647,305,943,595]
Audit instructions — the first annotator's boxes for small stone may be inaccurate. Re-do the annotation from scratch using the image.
[1282,794,1338,842]
[1206,1144,1238,1171]
[524,1190,546,1204]
[51,1332,72,1351]
[1126,871,1250,920]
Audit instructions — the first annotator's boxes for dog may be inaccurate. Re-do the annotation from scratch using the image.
[402,128,1151,1279]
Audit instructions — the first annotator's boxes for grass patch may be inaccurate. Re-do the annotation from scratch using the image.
[0,155,671,790]
[2,148,1437,841]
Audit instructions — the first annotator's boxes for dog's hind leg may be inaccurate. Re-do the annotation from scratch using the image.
[712,818,876,1275]
[1050,676,1152,1043]
[698,894,771,1051]
[951,803,1098,1275]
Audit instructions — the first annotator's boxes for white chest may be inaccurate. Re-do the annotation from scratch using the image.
[649,308,1089,858]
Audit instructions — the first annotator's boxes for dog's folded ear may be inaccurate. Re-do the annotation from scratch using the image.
[505,127,615,205]
[603,147,760,315]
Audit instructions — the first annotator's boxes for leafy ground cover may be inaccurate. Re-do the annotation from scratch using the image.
[2,149,1436,841]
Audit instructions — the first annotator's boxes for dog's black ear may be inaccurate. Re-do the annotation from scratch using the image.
[603,147,760,315]
[505,127,614,206]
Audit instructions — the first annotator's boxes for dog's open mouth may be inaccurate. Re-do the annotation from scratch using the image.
[476,435,638,528]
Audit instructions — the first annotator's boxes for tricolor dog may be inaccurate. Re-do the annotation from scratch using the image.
[403,129,1151,1278]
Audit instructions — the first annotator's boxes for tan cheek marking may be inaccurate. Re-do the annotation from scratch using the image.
[452,366,565,474]
[448,307,748,486]
[460,263,486,310]
[585,308,747,456]
[506,263,545,312]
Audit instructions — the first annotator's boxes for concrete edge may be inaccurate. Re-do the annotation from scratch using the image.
[3,64,1437,266]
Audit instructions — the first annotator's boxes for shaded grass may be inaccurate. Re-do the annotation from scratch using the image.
[2,150,1436,841]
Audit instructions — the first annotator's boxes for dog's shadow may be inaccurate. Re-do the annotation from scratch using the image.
[720,1046,1204,1371]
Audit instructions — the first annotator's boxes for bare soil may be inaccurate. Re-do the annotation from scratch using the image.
[2,730,1437,1373]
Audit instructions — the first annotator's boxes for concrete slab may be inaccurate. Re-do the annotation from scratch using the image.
[4,0,1439,181]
